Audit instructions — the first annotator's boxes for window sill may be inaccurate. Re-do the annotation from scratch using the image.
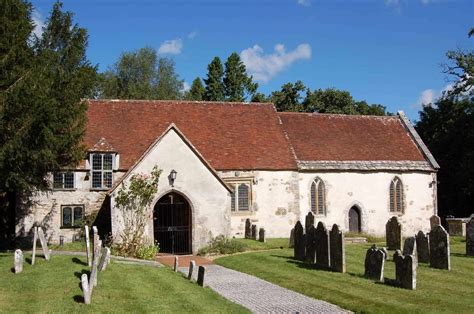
[90,188,111,192]
[52,188,77,192]
[60,226,81,229]
[231,211,254,216]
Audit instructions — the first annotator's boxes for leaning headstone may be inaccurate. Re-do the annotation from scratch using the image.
[258,228,266,243]
[330,224,345,273]
[403,237,417,258]
[197,266,206,287]
[174,256,179,272]
[466,216,474,256]
[98,247,110,271]
[429,225,450,270]
[81,274,91,305]
[386,216,402,250]
[289,228,295,248]
[90,239,101,288]
[245,219,251,239]
[14,249,24,274]
[188,260,196,280]
[37,227,50,260]
[251,224,257,240]
[92,226,99,262]
[393,250,417,290]
[315,222,331,269]
[31,227,38,265]
[305,212,314,231]
[430,215,441,229]
[294,221,305,261]
[364,245,385,282]
[305,225,316,264]
[85,225,92,267]
[416,231,430,263]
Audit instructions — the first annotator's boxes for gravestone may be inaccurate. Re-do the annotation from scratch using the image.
[430,215,441,229]
[14,249,23,274]
[305,225,316,264]
[85,225,92,267]
[393,250,417,290]
[293,221,306,261]
[415,231,430,263]
[245,219,251,239]
[90,240,101,288]
[99,247,110,271]
[174,256,179,272]
[37,227,50,260]
[289,228,295,248]
[188,260,196,280]
[386,216,402,250]
[31,227,38,265]
[251,224,257,240]
[305,212,314,231]
[364,245,385,282]
[81,274,91,305]
[92,226,99,262]
[330,224,345,273]
[380,247,389,260]
[315,222,330,269]
[429,225,450,270]
[466,216,474,256]
[403,237,417,257]
[197,266,206,287]
[258,228,266,243]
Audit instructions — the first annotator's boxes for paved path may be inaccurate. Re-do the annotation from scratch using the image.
[179,264,349,313]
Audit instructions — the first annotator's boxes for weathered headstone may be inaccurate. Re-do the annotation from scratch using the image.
[330,224,345,273]
[90,239,101,288]
[85,225,92,267]
[315,222,330,269]
[466,216,474,256]
[92,226,99,262]
[174,256,179,272]
[289,228,295,248]
[386,216,402,250]
[188,260,196,280]
[305,225,316,264]
[416,231,430,263]
[429,225,450,270]
[197,266,206,287]
[393,250,417,290]
[258,228,266,243]
[245,219,251,239]
[380,247,389,260]
[37,227,50,260]
[430,215,441,229]
[98,247,110,271]
[294,221,305,261]
[305,212,314,231]
[81,273,91,305]
[14,249,23,274]
[364,245,385,282]
[402,237,417,257]
[251,224,257,240]
[31,227,38,265]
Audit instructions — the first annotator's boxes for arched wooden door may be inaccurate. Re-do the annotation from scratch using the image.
[154,192,192,254]
[348,206,361,233]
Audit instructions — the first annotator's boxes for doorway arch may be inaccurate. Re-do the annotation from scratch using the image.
[153,192,192,254]
[348,206,362,233]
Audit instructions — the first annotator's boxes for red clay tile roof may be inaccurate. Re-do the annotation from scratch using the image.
[84,100,297,170]
[278,112,426,161]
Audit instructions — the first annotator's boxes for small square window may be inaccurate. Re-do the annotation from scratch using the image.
[52,172,75,190]
[61,205,84,228]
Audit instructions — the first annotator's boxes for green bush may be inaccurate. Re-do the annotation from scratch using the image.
[135,243,160,260]
[112,240,159,260]
[198,235,246,256]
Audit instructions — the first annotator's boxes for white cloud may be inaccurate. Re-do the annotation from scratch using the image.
[182,81,191,92]
[32,9,45,38]
[297,0,311,7]
[188,31,198,39]
[240,43,312,83]
[158,39,183,55]
[413,84,453,109]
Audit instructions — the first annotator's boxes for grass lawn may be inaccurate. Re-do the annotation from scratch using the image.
[0,253,246,312]
[216,237,474,313]
[233,238,289,251]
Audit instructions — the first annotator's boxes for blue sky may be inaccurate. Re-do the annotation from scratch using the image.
[31,0,473,119]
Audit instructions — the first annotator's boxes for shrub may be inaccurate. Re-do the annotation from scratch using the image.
[135,242,160,260]
[198,235,246,256]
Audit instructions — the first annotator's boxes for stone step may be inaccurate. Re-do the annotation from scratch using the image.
[344,237,367,243]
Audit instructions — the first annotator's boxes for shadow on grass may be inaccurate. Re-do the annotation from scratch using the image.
[73,295,84,303]
[25,257,32,264]
[451,253,473,258]
[72,257,88,266]
[269,254,296,260]
[347,272,365,279]
[74,269,90,279]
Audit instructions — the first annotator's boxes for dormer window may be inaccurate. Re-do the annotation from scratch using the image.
[90,153,114,189]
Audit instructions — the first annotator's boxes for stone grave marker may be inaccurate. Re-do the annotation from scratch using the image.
[99,247,110,271]
[305,225,316,264]
[289,228,295,248]
[393,250,417,290]
[415,231,430,263]
[380,247,389,260]
[174,256,179,272]
[251,224,257,240]
[37,227,50,260]
[429,225,450,270]
[294,221,305,261]
[85,225,92,267]
[315,222,330,269]
[258,228,266,243]
[31,227,38,265]
[14,249,23,274]
[92,226,99,262]
[188,260,196,280]
[402,237,417,257]
[81,273,91,305]
[386,216,402,250]
[305,212,314,231]
[466,216,474,256]
[364,245,385,282]
[90,239,101,289]
[430,215,441,229]
[330,224,345,273]
[245,219,251,239]
[197,266,206,287]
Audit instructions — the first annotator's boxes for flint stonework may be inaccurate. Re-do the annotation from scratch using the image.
[289,228,295,248]
[31,227,38,265]
[14,249,23,274]
[330,224,345,273]
[188,260,196,280]
[85,225,92,267]
[37,227,50,260]
[394,250,417,290]
[315,222,330,269]
[386,216,402,250]
[294,221,305,261]
[258,228,266,243]
[429,225,450,270]
[305,212,314,231]
[430,215,441,229]
[403,237,417,257]
[416,231,430,263]
[251,224,257,240]
[245,219,251,239]
[466,216,474,256]
[197,266,206,287]
[81,274,91,305]
[305,225,316,264]
[364,245,385,282]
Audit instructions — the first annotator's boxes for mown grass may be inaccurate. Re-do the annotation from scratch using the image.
[216,237,474,313]
[233,238,289,251]
[0,253,246,312]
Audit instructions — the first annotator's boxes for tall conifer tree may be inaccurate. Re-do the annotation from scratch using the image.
[204,57,225,101]
[223,52,257,101]
[185,77,206,101]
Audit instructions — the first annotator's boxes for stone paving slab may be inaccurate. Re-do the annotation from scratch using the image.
[179,265,349,313]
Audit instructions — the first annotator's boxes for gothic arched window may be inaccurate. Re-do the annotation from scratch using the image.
[390,176,404,213]
[311,177,326,215]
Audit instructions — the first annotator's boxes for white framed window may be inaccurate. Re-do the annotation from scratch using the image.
[390,176,404,213]
[61,205,84,228]
[53,172,75,189]
[90,153,114,189]
[310,177,326,215]
[227,180,252,212]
